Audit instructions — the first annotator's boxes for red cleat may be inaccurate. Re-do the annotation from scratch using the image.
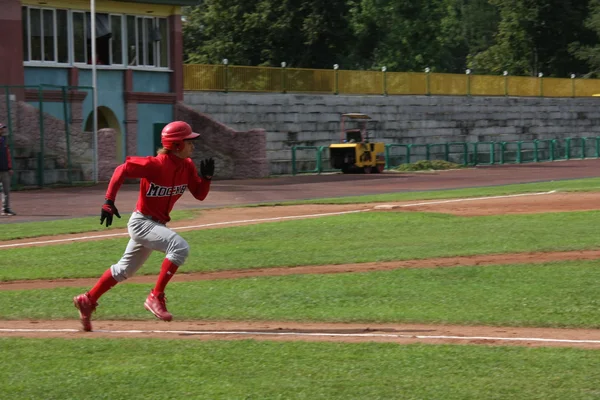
[144,291,172,322]
[73,293,98,332]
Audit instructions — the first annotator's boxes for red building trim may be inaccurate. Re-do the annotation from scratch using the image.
[169,14,183,102]
[125,92,177,104]
[0,0,25,90]
[69,68,80,88]
[24,90,88,102]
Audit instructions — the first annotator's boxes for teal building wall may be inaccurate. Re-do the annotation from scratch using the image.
[136,103,173,156]
[23,67,174,159]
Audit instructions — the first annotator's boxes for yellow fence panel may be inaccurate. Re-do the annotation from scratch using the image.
[542,78,573,97]
[183,64,225,91]
[429,73,467,95]
[337,70,384,95]
[183,63,600,98]
[574,79,600,97]
[386,72,427,95]
[470,75,505,96]
[227,66,282,92]
[286,68,335,93]
[507,76,539,97]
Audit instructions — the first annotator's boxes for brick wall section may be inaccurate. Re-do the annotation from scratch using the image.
[0,99,94,180]
[175,102,269,179]
[97,128,119,181]
[125,102,138,156]
[0,0,25,89]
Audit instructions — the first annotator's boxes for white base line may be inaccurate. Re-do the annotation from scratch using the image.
[0,327,597,344]
[394,190,557,208]
[0,190,557,249]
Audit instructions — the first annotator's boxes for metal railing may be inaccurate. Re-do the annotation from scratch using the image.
[1,84,95,188]
[184,64,600,97]
[291,137,600,175]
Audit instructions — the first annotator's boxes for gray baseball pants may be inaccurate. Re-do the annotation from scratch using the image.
[110,212,190,282]
[0,171,10,210]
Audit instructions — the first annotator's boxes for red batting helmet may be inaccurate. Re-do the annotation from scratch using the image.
[161,121,200,150]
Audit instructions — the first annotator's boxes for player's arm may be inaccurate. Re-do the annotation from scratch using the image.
[187,158,213,201]
[100,157,158,227]
[105,157,157,201]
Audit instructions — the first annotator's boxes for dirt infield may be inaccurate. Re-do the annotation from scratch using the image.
[2,161,600,348]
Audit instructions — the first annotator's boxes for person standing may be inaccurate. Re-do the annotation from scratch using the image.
[0,123,15,216]
[73,121,214,332]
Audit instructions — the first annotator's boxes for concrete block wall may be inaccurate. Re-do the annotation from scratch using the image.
[175,102,269,179]
[184,92,600,175]
[0,98,94,184]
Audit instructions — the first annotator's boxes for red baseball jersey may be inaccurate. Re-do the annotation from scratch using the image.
[105,153,211,223]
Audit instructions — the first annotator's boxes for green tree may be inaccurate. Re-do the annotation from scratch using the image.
[347,0,458,72]
[345,0,497,73]
[183,0,353,68]
[571,0,600,77]
[470,0,593,77]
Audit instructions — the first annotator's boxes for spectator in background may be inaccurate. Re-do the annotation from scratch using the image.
[0,123,16,216]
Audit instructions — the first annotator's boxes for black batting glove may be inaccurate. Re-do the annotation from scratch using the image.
[200,158,215,180]
[100,199,121,227]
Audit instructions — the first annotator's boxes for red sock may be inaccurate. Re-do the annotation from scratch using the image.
[153,259,179,295]
[88,269,118,303]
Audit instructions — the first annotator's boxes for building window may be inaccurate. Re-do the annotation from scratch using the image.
[23,7,69,64]
[128,16,168,68]
[22,7,29,61]
[110,15,124,65]
[72,11,86,63]
[57,10,69,63]
[127,15,137,65]
[158,18,168,68]
[42,9,55,61]
[29,8,42,61]
[23,7,169,69]
[87,13,111,65]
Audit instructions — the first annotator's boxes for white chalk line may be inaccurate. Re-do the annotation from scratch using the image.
[0,327,597,344]
[0,190,557,249]
[392,190,557,208]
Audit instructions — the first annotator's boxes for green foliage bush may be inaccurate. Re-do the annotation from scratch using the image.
[395,160,464,171]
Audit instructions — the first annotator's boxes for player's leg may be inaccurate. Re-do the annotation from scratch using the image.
[73,239,153,331]
[0,171,12,215]
[127,215,190,321]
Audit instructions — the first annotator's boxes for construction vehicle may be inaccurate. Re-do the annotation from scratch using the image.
[329,113,385,173]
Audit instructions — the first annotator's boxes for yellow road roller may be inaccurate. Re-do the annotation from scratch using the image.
[329,113,385,173]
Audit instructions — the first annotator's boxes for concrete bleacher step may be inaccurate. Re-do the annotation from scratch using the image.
[12,147,84,186]
[16,169,84,186]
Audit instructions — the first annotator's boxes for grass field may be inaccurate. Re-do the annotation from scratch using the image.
[2,210,600,280]
[1,261,599,327]
[2,338,599,400]
[1,177,600,399]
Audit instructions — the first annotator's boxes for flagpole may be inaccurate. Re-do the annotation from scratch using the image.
[91,0,98,183]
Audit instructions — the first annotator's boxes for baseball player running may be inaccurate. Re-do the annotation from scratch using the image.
[73,121,214,331]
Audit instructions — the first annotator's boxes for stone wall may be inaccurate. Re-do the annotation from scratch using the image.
[184,92,600,175]
[175,102,269,179]
[97,128,119,182]
[0,98,94,184]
